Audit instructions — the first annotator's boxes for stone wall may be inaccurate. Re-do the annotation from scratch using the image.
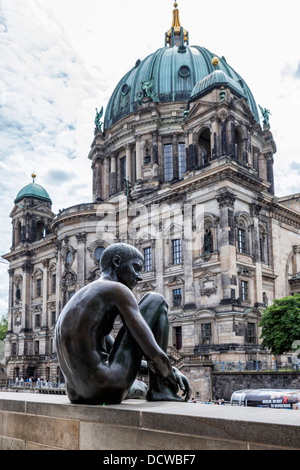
[1,392,300,450]
[181,362,213,401]
[212,371,300,401]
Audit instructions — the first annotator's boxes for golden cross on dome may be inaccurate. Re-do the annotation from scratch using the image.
[166,1,188,47]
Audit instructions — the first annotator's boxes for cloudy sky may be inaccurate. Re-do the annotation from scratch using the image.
[0,0,299,313]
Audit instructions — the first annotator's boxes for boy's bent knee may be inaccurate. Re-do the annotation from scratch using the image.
[139,292,168,308]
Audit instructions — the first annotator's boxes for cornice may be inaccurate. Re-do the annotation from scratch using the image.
[3,235,56,262]
[51,203,98,232]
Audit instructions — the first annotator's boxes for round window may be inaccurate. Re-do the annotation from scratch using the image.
[178,65,191,78]
[121,84,130,96]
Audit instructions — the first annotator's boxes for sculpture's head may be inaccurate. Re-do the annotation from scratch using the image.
[100,243,144,289]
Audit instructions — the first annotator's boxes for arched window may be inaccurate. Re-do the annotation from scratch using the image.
[198,129,211,166]
[15,220,22,245]
[94,246,105,263]
[66,251,72,265]
[35,220,46,241]
[234,128,243,162]
[235,212,252,255]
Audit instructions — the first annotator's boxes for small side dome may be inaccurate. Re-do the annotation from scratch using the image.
[190,69,245,101]
[15,176,52,204]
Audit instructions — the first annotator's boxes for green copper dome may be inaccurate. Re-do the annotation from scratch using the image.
[190,68,245,101]
[104,45,259,129]
[15,181,52,204]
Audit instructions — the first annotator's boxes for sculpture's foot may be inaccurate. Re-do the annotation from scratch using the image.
[146,388,185,402]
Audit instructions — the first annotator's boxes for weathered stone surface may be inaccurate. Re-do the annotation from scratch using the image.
[0,392,299,450]
[0,405,79,450]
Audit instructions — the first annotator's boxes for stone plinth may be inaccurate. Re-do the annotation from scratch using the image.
[0,392,299,450]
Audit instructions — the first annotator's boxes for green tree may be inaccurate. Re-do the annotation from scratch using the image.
[0,313,8,342]
[259,294,300,355]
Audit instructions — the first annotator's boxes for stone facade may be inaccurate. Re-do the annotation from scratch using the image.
[3,5,300,383]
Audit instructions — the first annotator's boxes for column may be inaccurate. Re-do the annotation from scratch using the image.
[192,131,198,167]
[55,241,62,320]
[76,232,87,290]
[266,152,275,194]
[216,190,237,302]
[158,134,163,181]
[152,131,158,165]
[125,144,132,181]
[135,136,142,181]
[155,237,164,296]
[172,133,179,180]
[110,155,117,196]
[21,261,33,331]
[246,129,252,165]
[221,117,227,156]
[183,203,195,307]
[103,157,110,200]
[12,220,16,248]
[228,118,235,158]
[8,268,14,331]
[42,259,49,328]
[92,156,104,201]
[210,117,218,160]
[258,153,266,180]
[253,148,259,173]
[250,203,263,306]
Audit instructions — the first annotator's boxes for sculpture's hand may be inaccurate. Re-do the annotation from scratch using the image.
[148,350,174,380]
[173,367,192,401]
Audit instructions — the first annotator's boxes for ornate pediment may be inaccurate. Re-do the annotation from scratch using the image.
[167,276,184,287]
[61,269,77,287]
[238,267,255,278]
[138,282,155,292]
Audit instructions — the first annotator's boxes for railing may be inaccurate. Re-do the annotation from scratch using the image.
[6,380,66,394]
[213,360,299,372]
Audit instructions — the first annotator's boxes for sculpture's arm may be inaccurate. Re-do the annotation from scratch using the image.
[114,285,175,381]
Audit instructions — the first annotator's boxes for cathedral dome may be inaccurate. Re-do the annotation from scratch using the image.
[15,176,52,204]
[190,68,245,101]
[104,35,259,130]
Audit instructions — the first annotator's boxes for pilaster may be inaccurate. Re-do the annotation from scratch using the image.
[42,259,49,328]
[250,203,263,305]
[110,154,117,196]
[216,190,237,302]
[76,232,87,289]
[21,261,33,331]
[135,136,142,182]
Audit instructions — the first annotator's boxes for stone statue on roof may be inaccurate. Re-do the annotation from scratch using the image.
[95,107,104,132]
[138,80,156,104]
[259,105,271,127]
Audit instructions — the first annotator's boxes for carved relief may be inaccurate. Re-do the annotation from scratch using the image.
[216,190,236,208]
[198,271,218,297]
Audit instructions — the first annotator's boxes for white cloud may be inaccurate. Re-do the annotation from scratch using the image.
[0,0,300,313]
